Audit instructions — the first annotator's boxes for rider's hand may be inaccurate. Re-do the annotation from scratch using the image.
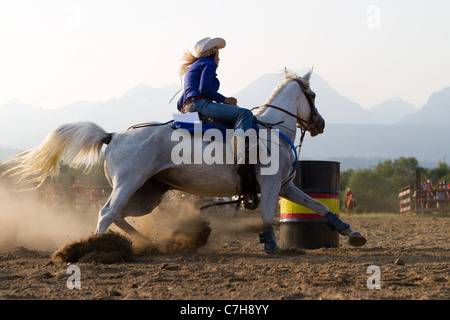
[226,97,238,106]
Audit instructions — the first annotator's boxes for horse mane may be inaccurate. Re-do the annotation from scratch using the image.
[264,70,299,104]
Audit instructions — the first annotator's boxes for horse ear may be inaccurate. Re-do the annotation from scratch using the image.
[284,67,297,80]
[302,67,314,82]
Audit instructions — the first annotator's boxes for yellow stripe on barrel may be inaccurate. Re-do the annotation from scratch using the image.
[280,193,340,222]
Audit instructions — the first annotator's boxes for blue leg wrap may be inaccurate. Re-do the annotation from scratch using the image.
[259,226,279,254]
[324,211,350,233]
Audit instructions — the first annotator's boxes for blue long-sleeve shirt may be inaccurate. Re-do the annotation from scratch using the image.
[177,55,225,111]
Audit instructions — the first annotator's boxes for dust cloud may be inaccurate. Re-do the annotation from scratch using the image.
[0,182,97,252]
[0,184,263,255]
[130,193,264,254]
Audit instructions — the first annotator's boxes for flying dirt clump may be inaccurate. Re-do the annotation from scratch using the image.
[52,231,134,264]
[164,217,211,253]
[135,214,212,255]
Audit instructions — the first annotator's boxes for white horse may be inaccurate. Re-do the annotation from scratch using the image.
[6,69,366,254]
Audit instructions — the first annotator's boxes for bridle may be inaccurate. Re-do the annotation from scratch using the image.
[250,78,318,131]
[250,78,320,151]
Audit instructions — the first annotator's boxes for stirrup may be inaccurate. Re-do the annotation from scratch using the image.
[242,193,259,210]
[236,164,259,206]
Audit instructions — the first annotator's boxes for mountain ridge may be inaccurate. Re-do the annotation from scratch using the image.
[1,71,449,168]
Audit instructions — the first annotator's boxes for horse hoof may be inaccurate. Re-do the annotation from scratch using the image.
[264,243,280,255]
[260,227,279,254]
[348,231,366,247]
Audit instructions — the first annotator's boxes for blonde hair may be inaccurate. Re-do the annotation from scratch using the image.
[179,50,200,75]
[179,48,218,74]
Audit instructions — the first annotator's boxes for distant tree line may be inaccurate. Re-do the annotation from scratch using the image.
[339,157,450,213]
[3,154,450,214]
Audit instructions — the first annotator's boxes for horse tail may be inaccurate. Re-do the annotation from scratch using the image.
[4,121,113,188]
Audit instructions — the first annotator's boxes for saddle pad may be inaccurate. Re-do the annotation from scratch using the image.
[170,121,259,141]
[169,119,298,166]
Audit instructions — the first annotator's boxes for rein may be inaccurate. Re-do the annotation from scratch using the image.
[252,104,309,168]
[250,78,318,164]
[250,78,318,129]
[251,104,309,127]
[128,120,174,130]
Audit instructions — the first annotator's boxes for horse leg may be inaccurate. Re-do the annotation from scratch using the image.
[112,178,170,242]
[96,176,150,235]
[279,181,366,247]
[258,176,282,254]
[114,215,149,242]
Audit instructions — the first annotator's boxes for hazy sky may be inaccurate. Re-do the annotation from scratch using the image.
[1,0,449,110]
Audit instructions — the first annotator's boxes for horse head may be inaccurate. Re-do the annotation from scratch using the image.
[285,68,325,137]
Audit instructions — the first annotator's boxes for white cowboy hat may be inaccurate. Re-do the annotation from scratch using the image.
[194,37,226,58]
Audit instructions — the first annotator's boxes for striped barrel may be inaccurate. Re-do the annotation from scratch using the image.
[280,192,340,222]
[280,161,340,249]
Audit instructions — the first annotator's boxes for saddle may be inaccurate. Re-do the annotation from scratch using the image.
[170,114,260,210]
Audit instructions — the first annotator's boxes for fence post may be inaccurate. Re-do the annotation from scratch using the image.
[415,169,421,214]
[398,185,411,216]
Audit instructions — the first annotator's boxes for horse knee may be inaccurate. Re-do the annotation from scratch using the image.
[261,211,274,225]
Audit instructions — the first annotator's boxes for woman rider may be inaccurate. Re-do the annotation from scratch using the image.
[177,37,254,165]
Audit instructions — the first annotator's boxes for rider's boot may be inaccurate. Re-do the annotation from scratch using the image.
[259,224,279,254]
[324,211,366,247]
[234,135,258,208]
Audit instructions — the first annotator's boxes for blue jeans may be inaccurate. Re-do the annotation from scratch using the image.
[184,99,254,132]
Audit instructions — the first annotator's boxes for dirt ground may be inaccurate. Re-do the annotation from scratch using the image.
[0,197,449,301]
